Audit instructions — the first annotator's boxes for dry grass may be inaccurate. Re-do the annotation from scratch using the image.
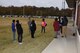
[0,17,54,53]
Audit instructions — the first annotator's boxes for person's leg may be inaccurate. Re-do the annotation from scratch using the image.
[64,26,67,37]
[61,26,62,34]
[18,34,20,43]
[57,31,60,37]
[44,27,45,33]
[62,26,65,37]
[18,34,23,44]
[41,26,43,33]
[13,32,14,41]
[31,31,33,38]
[32,31,35,38]
[13,32,16,41]
[21,34,23,42]
[57,31,60,36]
[62,26,67,37]
[41,26,44,33]
[19,34,22,43]
[54,31,57,38]
[31,31,34,38]
[19,35,21,43]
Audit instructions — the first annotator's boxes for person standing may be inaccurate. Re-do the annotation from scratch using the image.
[12,20,16,41]
[16,20,23,44]
[53,18,60,38]
[27,18,31,32]
[30,20,36,38]
[62,16,68,37]
[41,18,47,33]
[58,16,63,34]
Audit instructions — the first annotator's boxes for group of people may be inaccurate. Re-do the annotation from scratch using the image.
[12,16,68,44]
[53,16,68,38]
[27,18,47,38]
[12,18,47,44]
[12,20,23,44]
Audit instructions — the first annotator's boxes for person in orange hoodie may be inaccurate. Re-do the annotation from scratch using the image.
[53,18,60,38]
[41,18,47,33]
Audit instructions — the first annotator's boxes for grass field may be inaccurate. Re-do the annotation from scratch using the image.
[0,17,55,53]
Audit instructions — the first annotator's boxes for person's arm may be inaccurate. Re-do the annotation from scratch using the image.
[66,18,68,24]
[35,23,36,31]
[65,18,68,26]
[45,22,47,26]
[19,24,23,34]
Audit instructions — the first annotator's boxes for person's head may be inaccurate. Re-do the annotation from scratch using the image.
[64,16,67,20]
[55,18,58,21]
[16,20,19,24]
[32,20,35,23]
[64,16,66,18]
[42,18,45,21]
[12,20,15,23]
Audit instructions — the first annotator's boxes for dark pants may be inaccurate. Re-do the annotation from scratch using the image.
[41,26,45,33]
[31,31,35,38]
[18,33,23,43]
[60,26,62,34]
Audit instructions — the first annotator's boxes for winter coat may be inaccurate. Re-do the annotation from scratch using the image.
[62,17,68,26]
[53,21,60,31]
[30,22,36,32]
[12,23,16,32]
[41,21,47,27]
[16,23,23,34]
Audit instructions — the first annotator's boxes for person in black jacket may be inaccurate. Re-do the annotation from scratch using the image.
[30,20,36,38]
[62,16,68,37]
[16,20,23,44]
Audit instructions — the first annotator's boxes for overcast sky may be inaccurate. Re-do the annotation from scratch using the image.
[0,0,68,9]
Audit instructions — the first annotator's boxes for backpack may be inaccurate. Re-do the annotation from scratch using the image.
[45,23,47,26]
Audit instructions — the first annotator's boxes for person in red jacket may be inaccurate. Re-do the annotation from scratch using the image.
[53,18,60,38]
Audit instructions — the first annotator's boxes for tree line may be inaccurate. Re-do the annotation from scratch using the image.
[0,6,72,17]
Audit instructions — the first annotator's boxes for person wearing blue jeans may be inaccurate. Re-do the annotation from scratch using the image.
[12,20,16,41]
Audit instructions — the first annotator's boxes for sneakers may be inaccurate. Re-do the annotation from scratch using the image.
[61,36,64,38]
[61,35,67,38]
[54,37,57,38]
[19,42,22,45]
[73,33,75,36]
